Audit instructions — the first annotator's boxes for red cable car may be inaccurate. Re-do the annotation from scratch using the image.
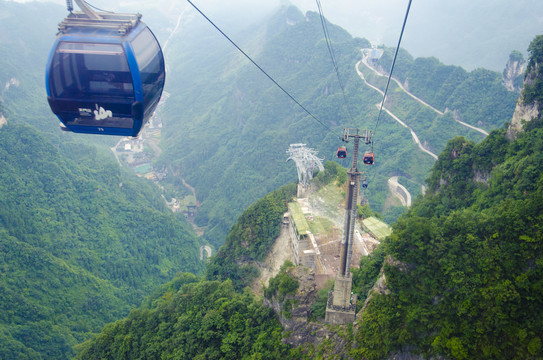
[337,146,347,159]
[363,152,374,165]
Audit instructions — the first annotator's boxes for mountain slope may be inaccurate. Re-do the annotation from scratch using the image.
[76,108,543,360]
[0,122,204,359]
[351,36,543,360]
[74,275,298,360]
[158,5,518,248]
[76,33,543,360]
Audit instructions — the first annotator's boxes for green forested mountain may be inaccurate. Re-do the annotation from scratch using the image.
[78,106,543,358]
[0,3,207,356]
[71,186,309,359]
[0,0,534,358]
[77,34,543,360]
[0,1,66,135]
[158,5,517,249]
[74,275,299,360]
[375,48,518,131]
[349,38,543,359]
[0,122,204,359]
[204,183,296,291]
[0,0,519,250]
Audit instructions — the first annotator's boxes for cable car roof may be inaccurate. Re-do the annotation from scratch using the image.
[58,12,142,36]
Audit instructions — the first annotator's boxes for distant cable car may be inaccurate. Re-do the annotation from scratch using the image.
[363,152,374,165]
[362,178,368,188]
[45,2,165,137]
[337,146,347,159]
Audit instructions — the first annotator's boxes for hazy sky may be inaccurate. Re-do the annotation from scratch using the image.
[11,0,543,71]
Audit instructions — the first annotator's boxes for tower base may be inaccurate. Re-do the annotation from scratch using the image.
[325,275,357,324]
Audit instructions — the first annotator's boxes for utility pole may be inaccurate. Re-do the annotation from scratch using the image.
[325,128,372,324]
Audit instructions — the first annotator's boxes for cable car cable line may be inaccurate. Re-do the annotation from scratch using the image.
[373,0,412,137]
[362,0,412,187]
[82,0,115,14]
[185,0,343,140]
[315,0,356,124]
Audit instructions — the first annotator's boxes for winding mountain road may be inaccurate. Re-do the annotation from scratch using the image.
[388,176,412,207]
[355,58,439,160]
[358,50,489,136]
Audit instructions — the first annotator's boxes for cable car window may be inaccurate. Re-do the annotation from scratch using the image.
[131,28,165,110]
[50,42,134,99]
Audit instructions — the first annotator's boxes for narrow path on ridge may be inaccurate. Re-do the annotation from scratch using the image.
[358,50,489,136]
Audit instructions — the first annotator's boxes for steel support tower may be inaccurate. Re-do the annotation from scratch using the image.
[326,128,372,324]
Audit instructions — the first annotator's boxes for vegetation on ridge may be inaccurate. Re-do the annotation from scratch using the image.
[74,276,298,360]
[351,79,543,360]
[205,183,296,291]
[0,1,536,358]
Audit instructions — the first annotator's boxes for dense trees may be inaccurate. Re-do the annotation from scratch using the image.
[75,276,296,360]
[0,123,203,359]
[205,184,296,290]
[1,0,534,357]
[523,35,543,105]
[352,117,543,358]
[376,46,517,132]
[158,4,516,247]
[73,114,543,360]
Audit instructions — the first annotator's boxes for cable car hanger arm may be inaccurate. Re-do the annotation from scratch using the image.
[73,0,102,20]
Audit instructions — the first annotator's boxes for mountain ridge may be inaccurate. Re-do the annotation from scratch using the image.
[157,5,518,248]
[0,2,538,357]
[73,32,543,360]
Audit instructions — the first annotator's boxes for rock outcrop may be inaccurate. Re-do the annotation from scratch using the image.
[264,267,326,346]
[263,266,353,357]
[506,95,540,140]
[506,49,542,140]
[502,51,526,92]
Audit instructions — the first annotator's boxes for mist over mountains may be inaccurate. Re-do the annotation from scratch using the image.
[0,0,539,358]
[11,0,543,71]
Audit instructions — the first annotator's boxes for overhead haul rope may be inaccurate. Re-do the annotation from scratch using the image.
[83,0,115,14]
[373,0,413,136]
[368,0,413,186]
[186,0,343,139]
[315,0,355,125]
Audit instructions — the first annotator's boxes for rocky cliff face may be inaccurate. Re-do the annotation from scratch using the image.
[506,94,540,140]
[263,266,352,356]
[506,60,541,140]
[505,44,543,140]
[502,52,526,92]
[264,267,325,345]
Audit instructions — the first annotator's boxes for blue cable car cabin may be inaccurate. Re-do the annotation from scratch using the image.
[46,12,165,136]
